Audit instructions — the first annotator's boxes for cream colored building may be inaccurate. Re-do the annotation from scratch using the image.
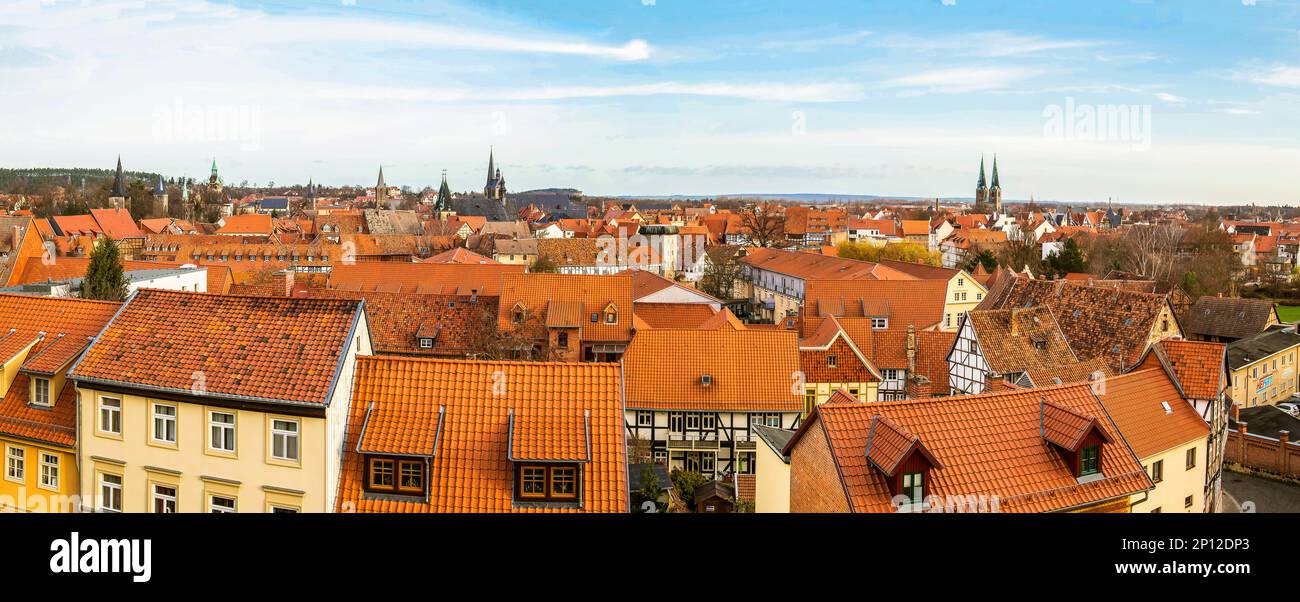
[69,290,371,513]
[940,271,988,331]
[1226,327,1300,408]
[1132,438,1209,513]
[752,425,793,514]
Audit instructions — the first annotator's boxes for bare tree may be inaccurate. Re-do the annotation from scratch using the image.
[739,204,786,248]
[462,303,558,361]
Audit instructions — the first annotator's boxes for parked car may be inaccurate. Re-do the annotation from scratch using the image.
[1277,402,1299,417]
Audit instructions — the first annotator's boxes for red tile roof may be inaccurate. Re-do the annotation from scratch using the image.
[329,262,523,296]
[623,329,801,411]
[498,273,635,343]
[790,382,1152,512]
[215,213,274,235]
[71,290,363,406]
[337,356,626,513]
[89,208,144,238]
[1095,368,1210,458]
[741,247,915,281]
[804,279,949,329]
[1151,339,1226,400]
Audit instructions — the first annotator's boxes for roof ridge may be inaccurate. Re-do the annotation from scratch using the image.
[360,354,621,369]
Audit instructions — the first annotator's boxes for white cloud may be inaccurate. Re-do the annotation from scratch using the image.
[874,31,1106,58]
[883,67,1040,94]
[1244,65,1300,88]
[1154,92,1186,103]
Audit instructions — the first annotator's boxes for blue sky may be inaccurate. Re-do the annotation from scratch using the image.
[1,0,1299,203]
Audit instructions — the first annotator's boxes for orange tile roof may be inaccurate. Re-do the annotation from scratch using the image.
[52,215,101,236]
[1095,368,1210,458]
[498,273,635,342]
[804,279,949,329]
[623,329,801,411]
[0,295,122,447]
[70,290,363,406]
[628,269,722,303]
[965,307,1112,387]
[215,213,273,235]
[741,247,913,281]
[1152,339,1225,400]
[329,262,523,296]
[633,303,720,329]
[792,382,1152,512]
[900,220,930,236]
[89,208,144,238]
[337,356,626,513]
[419,247,499,264]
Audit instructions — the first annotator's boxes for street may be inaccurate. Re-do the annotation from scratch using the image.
[1223,471,1300,513]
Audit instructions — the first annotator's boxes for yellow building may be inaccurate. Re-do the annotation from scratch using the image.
[1226,327,1300,408]
[69,290,370,513]
[752,424,792,513]
[0,295,122,512]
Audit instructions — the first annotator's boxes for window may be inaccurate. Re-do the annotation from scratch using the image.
[31,377,50,407]
[1184,495,1194,509]
[669,413,684,433]
[270,505,299,513]
[271,419,299,462]
[700,413,716,431]
[1186,447,1196,470]
[901,471,924,509]
[737,451,755,474]
[511,304,527,324]
[1079,445,1100,476]
[827,355,838,368]
[369,458,394,488]
[151,403,177,444]
[99,474,122,512]
[604,307,618,324]
[398,460,424,492]
[549,466,577,498]
[418,338,433,349]
[152,484,177,513]
[207,411,236,453]
[557,332,569,349]
[515,464,580,501]
[6,447,23,482]
[519,466,547,498]
[871,317,888,330]
[686,413,701,431]
[636,411,653,427]
[1150,460,1164,483]
[39,453,58,490]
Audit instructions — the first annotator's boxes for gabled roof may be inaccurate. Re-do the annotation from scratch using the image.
[964,307,1112,387]
[337,356,625,513]
[1040,399,1109,452]
[1183,297,1279,341]
[804,279,949,329]
[623,329,801,412]
[89,208,144,238]
[789,382,1152,512]
[864,414,942,476]
[329,262,523,296]
[740,247,914,281]
[419,247,499,265]
[1150,339,1225,400]
[1094,368,1209,458]
[498,273,635,342]
[215,213,273,235]
[70,290,363,407]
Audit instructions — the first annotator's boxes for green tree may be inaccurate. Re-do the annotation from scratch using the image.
[1044,237,1088,277]
[82,236,129,301]
[669,469,708,509]
[632,465,667,513]
[528,253,559,274]
[963,249,997,274]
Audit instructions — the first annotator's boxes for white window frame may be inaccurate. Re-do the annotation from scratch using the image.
[39,452,58,491]
[636,411,653,427]
[208,410,236,453]
[5,446,23,483]
[152,484,177,514]
[31,377,50,407]
[209,494,237,514]
[151,403,177,444]
[871,317,888,330]
[271,418,300,462]
[98,396,121,435]
[98,473,122,513]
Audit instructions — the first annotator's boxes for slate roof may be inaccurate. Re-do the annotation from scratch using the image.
[1227,326,1300,370]
[1183,297,1279,341]
[964,307,1112,387]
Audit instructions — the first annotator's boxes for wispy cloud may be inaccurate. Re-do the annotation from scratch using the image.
[1243,64,1300,88]
[874,31,1106,58]
[307,81,864,103]
[882,67,1041,94]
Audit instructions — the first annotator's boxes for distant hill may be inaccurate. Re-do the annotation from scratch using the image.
[0,167,162,192]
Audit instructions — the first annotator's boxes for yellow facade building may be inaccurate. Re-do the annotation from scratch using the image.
[69,290,370,513]
[1226,327,1300,408]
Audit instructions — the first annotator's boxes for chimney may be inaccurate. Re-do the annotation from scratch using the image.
[271,269,295,297]
[906,324,917,375]
[1010,309,1020,336]
[1231,404,1240,423]
[1281,431,1290,445]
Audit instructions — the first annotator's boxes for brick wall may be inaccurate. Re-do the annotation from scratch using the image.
[800,338,873,383]
[788,417,851,513]
[1225,426,1300,478]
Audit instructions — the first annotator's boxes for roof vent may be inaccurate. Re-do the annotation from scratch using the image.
[1160,401,1172,415]
[700,374,713,387]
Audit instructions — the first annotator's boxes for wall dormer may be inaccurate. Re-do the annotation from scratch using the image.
[507,408,590,506]
[864,414,943,512]
[1040,399,1111,481]
[354,402,444,501]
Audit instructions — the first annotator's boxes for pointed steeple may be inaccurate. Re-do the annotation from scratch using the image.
[376,165,386,190]
[486,147,496,186]
[154,174,166,195]
[375,165,388,203]
[308,178,316,200]
[990,155,1001,189]
[435,170,452,212]
[976,156,987,190]
[111,156,126,197]
[181,176,189,202]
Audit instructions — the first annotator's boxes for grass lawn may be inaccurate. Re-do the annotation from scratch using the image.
[1277,305,1300,323]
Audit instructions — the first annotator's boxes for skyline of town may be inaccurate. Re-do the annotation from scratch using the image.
[3,0,1300,203]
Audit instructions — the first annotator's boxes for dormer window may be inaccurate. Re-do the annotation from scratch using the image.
[603,303,618,325]
[365,456,426,495]
[871,317,888,330]
[1079,445,1100,476]
[512,303,527,324]
[31,377,50,407]
[418,337,434,349]
[515,464,579,501]
[827,355,838,368]
[901,471,925,508]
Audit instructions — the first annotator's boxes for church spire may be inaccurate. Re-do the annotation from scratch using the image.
[435,169,452,212]
[154,173,166,195]
[375,165,388,203]
[486,147,496,186]
[990,155,1001,189]
[111,156,126,197]
[977,156,987,190]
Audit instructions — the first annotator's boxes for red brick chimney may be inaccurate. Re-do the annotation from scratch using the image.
[906,324,917,375]
[271,269,295,297]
